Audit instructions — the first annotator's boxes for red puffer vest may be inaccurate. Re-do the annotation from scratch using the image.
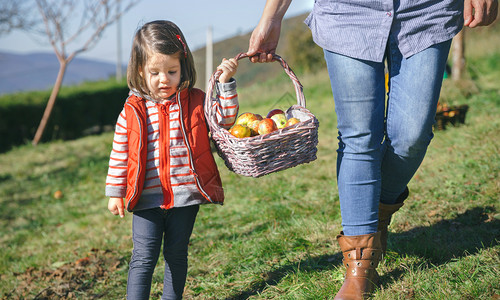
[123,88,224,211]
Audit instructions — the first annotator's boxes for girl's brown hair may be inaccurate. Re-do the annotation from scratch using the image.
[127,20,196,98]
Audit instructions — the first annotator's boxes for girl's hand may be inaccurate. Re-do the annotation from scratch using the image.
[217,58,238,83]
[108,197,125,218]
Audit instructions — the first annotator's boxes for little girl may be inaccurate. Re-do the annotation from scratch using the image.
[105,20,239,299]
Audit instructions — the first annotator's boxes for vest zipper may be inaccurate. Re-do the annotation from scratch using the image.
[176,91,213,203]
[158,102,174,209]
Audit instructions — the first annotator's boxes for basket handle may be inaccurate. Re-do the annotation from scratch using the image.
[205,52,306,125]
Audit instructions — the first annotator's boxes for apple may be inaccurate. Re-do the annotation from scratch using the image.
[248,119,261,136]
[270,113,287,129]
[229,124,251,138]
[258,118,278,135]
[266,108,285,119]
[54,190,63,199]
[235,112,261,127]
[285,117,300,127]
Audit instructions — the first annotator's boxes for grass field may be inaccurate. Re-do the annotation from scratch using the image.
[1,25,499,299]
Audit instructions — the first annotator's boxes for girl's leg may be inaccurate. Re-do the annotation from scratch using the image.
[127,208,164,300]
[324,49,386,236]
[161,205,199,300]
[380,37,452,204]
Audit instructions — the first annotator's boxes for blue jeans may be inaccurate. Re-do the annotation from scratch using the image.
[127,205,199,300]
[324,36,452,236]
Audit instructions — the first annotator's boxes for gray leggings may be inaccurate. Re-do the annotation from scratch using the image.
[127,205,199,300]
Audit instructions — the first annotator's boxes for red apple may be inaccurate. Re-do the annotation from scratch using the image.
[285,117,300,127]
[248,120,261,136]
[235,112,261,127]
[258,118,278,135]
[271,113,287,129]
[229,124,251,138]
[266,108,285,119]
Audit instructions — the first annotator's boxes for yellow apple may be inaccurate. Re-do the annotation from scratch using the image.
[229,124,251,138]
[285,117,300,127]
[271,113,287,129]
[248,120,261,136]
[235,112,261,127]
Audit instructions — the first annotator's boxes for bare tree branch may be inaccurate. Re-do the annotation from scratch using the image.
[37,1,63,60]
[31,0,140,145]
[0,0,39,35]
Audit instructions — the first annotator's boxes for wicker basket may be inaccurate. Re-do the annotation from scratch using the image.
[204,53,319,178]
[434,104,469,131]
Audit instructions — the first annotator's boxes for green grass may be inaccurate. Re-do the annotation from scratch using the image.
[1,25,500,299]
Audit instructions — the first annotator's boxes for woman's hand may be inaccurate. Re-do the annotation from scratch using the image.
[246,0,292,63]
[217,58,239,83]
[464,0,498,27]
[108,197,125,218]
[247,18,283,63]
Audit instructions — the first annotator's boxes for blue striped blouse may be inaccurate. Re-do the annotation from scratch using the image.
[305,0,464,62]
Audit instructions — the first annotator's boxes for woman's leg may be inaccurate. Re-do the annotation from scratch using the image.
[323,49,386,236]
[127,208,164,300]
[161,205,199,300]
[380,37,452,204]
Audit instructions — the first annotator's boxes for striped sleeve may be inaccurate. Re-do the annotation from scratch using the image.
[214,79,239,129]
[105,108,128,197]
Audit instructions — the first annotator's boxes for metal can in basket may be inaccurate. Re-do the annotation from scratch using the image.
[204,53,319,178]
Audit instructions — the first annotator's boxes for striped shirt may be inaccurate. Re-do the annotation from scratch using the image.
[105,80,238,210]
[305,0,463,62]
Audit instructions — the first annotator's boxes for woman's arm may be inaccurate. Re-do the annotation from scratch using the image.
[247,0,292,63]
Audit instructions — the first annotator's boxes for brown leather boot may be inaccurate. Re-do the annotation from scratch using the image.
[378,187,409,254]
[334,231,383,300]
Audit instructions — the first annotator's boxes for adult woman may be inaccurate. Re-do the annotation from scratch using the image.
[247,1,497,299]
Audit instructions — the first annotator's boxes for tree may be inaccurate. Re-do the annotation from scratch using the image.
[451,29,465,81]
[0,0,38,35]
[31,0,139,146]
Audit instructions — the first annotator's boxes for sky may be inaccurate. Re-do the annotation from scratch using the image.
[0,0,313,65]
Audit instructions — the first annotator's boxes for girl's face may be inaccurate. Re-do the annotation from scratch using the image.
[142,52,181,100]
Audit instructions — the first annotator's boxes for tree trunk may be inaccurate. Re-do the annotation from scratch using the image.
[452,29,465,81]
[32,61,67,146]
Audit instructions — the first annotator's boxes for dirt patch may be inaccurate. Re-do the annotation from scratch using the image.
[3,248,123,299]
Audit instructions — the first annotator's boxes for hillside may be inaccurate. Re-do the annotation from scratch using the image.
[192,13,310,89]
[0,13,309,96]
[0,52,123,95]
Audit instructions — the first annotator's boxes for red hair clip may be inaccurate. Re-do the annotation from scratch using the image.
[176,34,187,58]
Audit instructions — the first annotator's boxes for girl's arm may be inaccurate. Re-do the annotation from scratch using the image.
[105,108,129,199]
[215,58,239,129]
